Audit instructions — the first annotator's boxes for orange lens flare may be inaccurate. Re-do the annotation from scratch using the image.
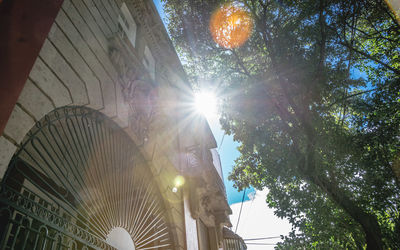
[209,4,253,49]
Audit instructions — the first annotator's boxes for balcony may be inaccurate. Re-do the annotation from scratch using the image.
[184,144,231,226]
[185,145,226,195]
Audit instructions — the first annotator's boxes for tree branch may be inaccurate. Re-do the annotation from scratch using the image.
[339,41,400,75]
[328,88,377,108]
[317,0,326,73]
[231,49,251,77]
[309,175,383,249]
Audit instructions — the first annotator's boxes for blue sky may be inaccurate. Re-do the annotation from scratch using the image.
[207,113,255,204]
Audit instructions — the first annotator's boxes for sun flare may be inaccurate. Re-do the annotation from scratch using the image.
[194,91,217,118]
[209,3,253,49]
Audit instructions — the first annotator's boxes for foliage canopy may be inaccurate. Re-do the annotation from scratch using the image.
[162,0,400,248]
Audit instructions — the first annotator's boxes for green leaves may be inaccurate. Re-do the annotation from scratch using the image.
[163,0,400,248]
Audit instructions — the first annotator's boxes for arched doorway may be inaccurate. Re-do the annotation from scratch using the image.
[0,106,173,249]
[106,227,135,250]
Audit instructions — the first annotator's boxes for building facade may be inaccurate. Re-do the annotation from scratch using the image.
[0,0,235,249]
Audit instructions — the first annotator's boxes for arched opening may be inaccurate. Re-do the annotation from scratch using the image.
[0,106,173,249]
[106,227,135,250]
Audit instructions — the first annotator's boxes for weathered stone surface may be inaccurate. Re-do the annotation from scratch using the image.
[141,137,157,162]
[100,0,119,29]
[47,23,103,110]
[92,0,118,34]
[151,147,171,176]
[39,39,89,105]
[113,80,129,127]
[68,0,108,52]
[82,0,113,37]
[29,58,72,107]
[0,136,16,179]
[18,79,54,121]
[64,0,120,83]
[3,105,35,144]
[168,207,186,248]
[156,160,178,189]
[56,8,117,117]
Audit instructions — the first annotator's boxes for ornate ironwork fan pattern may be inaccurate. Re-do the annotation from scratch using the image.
[0,107,173,250]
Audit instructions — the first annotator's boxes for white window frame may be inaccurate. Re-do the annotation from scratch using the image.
[143,45,155,80]
[118,2,137,47]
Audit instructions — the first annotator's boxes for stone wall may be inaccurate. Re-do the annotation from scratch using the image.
[0,0,193,249]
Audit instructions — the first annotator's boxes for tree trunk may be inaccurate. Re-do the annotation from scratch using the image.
[310,175,383,249]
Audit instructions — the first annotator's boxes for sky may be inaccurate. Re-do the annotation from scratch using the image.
[153,0,291,248]
[230,189,292,250]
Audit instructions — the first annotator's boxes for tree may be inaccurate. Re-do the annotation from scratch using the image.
[162,0,400,248]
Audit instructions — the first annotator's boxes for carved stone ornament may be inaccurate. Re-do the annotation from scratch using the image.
[124,79,158,144]
[108,34,158,145]
[184,145,203,177]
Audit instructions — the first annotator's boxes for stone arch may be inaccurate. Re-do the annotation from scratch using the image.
[0,106,178,249]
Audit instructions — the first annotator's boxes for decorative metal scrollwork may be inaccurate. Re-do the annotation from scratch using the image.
[0,106,173,250]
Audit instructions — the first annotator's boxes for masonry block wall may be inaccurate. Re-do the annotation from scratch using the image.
[0,0,192,249]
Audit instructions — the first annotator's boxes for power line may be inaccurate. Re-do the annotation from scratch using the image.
[234,188,246,233]
[218,133,225,151]
[246,243,277,246]
[244,236,281,241]
[238,190,255,234]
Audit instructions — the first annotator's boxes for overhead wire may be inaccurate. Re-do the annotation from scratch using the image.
[244,236,281,241]
[234,188,246,233]
[239,190,256,231]
[245,243,277,245]
[218,133,225,151]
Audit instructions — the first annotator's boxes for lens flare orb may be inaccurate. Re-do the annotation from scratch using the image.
[174,175,185,188]
[210,3,253,49]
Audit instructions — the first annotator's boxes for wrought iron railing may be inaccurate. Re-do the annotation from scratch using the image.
[223,227,247,250]
[0,185,112,250]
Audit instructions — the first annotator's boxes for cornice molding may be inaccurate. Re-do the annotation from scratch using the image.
[125,0,188,86]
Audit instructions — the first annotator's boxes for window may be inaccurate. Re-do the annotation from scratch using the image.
[143,45,155,80]
[118,2,137,47]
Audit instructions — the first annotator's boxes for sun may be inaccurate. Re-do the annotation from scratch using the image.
[194,91,217,118]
